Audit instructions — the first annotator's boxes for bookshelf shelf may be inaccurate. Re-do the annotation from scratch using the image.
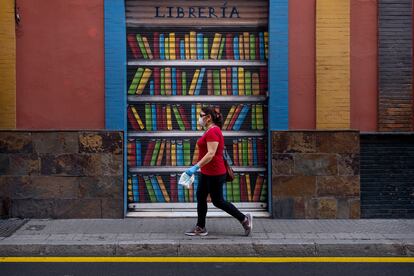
[128,95,267,103]
[128,131,266,138]
[128,60,267,67]
[129,166,266,173]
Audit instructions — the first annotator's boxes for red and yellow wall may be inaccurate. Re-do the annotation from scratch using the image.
[0,0,412,132]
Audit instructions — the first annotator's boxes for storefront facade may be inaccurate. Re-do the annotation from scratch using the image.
[0,0,413,219]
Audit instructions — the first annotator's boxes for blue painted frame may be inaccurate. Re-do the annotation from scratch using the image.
[267,0,289,214]
[104,0,127,217]
[104,0,289,217]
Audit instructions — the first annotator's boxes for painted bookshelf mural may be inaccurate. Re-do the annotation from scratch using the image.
[126,0,269,211]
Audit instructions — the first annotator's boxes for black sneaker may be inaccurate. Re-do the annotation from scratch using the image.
[185,225,208,236]
[241,213,253,236]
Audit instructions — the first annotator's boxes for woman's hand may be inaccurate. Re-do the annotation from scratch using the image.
[185,164,200,176]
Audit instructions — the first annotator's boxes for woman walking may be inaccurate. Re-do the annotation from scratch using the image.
[183,106,253,236]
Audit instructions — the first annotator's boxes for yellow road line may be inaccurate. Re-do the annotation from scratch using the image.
[0,257,414,263]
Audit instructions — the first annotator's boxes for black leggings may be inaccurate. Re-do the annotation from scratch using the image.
[196,173,246,228]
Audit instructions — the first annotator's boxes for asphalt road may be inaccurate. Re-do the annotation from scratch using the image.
[1,262,413,276]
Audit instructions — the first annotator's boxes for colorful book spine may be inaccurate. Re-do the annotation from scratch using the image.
[150,175,164,202]
[257,138,264,166]
[256,104,264,130]
[172,68,177,95]
[226,67,232,95]
[183,139,191,166]
[232,67,238,95]
[228,104,242,130]
[196,104,202,131]
[242,138,248,166]
[188,69,200,95]
[136,68,152,95]
[223,105,236,130]
[184,34,190,60]
[232,174,240,202]
[191,104,196,130]
[176,140,184,166]
[259,32,265,60]
[238,139,243,166]
[194,68,205,95]
[160,68,165,95]
[149,80,154,96]
[197,33,203,60]
[160,33,165,60]
[253,174,264,201]
[220,68,227,96]
[233,36,239,60]
[264,32,268,59]
[232,139,239,166]
[246,174,252,202]
[128,68,144,95]
[239,35,244,60]
[213,69,220,96]
[259,67,267,96]
[171,140,176,166]
[245,71,252,96]
[138,175,146,202]
[145,103,152,131]
[165,140,171,166]
[166,105,172,130]
[248,138,253,166]
[156,139,165,166]
[182,71,187,95]
[165,37,170,60]
[151,103,157,131]
[136,34,148,59]
[127,107,140,130]
[176,68,182,96]
[252,73,260,96]
[135,139,142,166]
[180,40,185,60]
[170,174,177,202]
[178,105,191,129]
[142,36,153,59]
[153,32,159,59]
[189,31,197,59]
[243,32,250,60]
[203,37,209,60]
[240,174,247,202]
[253,137,258,166]
[178,178,185,202]
[165,67,171,95]
[156,175,170,202]
[207,69,213,95]
[210,33,222,59]
[226,34,233,59]
[144,175,156,202]
[238,67,245,95]
[169,33,176,60]
[260,178,267,202]
[127,176,133,202]
[127,34,140,59]
[218,37,225,59]
[154,67,160,95]
[250,34,256,60]
[172,105,185,130]
[150,139,161,166]
[132,174,139,202]
[127,139,136,167]
[175,37,180,60]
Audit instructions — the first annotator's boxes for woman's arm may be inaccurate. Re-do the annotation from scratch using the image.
[196,141,218,168]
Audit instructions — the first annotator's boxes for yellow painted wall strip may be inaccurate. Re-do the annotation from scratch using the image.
[316,0,350,129]
[0,0,16,129]
[1,257,414,263]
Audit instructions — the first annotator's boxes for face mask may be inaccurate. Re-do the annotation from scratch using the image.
[198,117,206,128]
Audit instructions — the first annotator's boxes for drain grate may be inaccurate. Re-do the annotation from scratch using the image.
[0,219,29,237]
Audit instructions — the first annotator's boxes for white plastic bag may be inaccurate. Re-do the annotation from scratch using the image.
[178,172,195,188]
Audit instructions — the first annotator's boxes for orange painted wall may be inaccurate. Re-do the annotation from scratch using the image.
[350,0,378,131]
[289,0,316,129]
[16,0,104,129]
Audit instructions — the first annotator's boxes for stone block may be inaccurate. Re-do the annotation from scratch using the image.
[293,197,306,218]
[53,199,102,218]
[305,198,319,219]
[272,197,294,218]
[316,131,359,153]
[350,199,361,219]
[0,155,9,175]
[294,154,337,176]
[10,199,56,218]
[32,132,79,154]
[0,132,33,153]
[317,176,360,197]
[30,177,79,199]
[272,132,316,153]
[317,198,337,219]
[101,198,123,218]
[336,198,350,219]
[8,154,40,175]
[79,132,123,155]
[79,176,123,199]
[337,154,360,176]
[40,154,91,176]
[83,154,123,176]
[272,154,294,175]
[272,176,316,197]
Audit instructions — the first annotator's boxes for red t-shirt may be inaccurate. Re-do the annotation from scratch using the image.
[197,126,226,176]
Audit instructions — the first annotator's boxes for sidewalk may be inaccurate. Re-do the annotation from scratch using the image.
[0,218,413,257]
